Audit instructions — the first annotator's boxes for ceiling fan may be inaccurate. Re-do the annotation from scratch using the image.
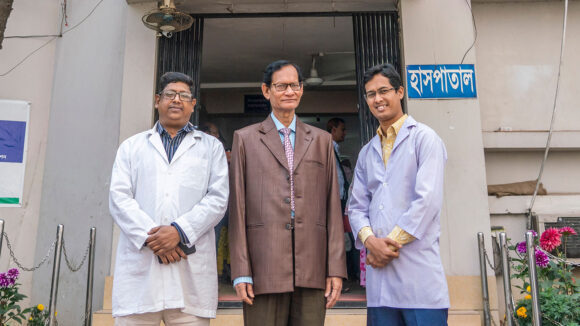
[142,0,194,38]
[304,52,356,87]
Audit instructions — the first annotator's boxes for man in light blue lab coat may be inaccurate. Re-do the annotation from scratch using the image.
[348,63,449,326]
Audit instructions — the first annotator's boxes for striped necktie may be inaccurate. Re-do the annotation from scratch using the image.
[280,128,295,212]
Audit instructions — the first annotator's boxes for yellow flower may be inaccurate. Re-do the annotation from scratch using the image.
[524,294,531,300]
[37,303,44,311]
[29,317,33,321]
[526,285,531,292]
[517,307,528,318]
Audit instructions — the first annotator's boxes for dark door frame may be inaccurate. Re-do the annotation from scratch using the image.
[155,11,401,142]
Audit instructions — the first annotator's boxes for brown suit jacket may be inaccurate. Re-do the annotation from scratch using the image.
[229,115,346,295]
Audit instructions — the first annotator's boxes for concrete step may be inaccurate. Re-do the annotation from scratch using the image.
[97,276,495,325]
[94,308,485,326]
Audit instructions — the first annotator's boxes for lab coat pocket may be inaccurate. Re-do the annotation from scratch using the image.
[180,158,209,190]
[123,245,152,276]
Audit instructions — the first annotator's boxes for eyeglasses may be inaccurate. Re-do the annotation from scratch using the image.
[271,83,302,92]
[160,90,194,102]
[364,87,397,100]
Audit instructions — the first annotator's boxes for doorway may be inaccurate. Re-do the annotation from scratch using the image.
[155,12,401,308]
[199,15,364,306]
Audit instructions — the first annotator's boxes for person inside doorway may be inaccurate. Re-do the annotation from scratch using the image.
[327,117,359,287]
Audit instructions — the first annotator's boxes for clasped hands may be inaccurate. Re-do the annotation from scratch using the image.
[146,225,186,265]
[364,236,402,269]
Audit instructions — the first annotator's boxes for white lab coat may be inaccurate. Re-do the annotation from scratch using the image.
[109,124,229,318]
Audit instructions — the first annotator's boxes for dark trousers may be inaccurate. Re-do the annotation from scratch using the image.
[367,307,448,326]
[346,232,360,281]
[243,287,326,326]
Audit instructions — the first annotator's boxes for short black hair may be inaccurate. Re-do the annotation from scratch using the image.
[326,117,345,133]
[362,63,402,90]
[158,72,194,94]
[199,121,218,135]
[262,60,304,87]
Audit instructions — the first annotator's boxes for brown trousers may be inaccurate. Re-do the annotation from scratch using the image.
[243,287,326,326]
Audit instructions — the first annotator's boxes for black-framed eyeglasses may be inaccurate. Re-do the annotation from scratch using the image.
[160,90,194,102]
[364,87,396,100]
[271,83,302,92]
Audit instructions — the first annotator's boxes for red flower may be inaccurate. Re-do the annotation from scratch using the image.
[559,226,577,236]
[539,228,561,252]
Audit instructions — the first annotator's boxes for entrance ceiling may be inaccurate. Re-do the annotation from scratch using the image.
[131,0,397,86]
[201,16,356,85]
[128,0,396,14]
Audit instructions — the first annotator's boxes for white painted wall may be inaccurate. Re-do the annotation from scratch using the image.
[400,0,493,277]
[475,0,580,237]
[486,151,580,194]
[0,0,60,310]
[110,1,158,275]
[28,1,129,324]
[474,2,580,319]
[474,1,580,132]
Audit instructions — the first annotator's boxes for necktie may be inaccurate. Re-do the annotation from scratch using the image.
[280,128,295,213]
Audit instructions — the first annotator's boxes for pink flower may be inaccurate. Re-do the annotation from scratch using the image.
[559,226,577,236]
[7,268,19,280]
[539,228,561,252]
[535,249,550,268]
[0,273,11,287]
[516,242,527,254]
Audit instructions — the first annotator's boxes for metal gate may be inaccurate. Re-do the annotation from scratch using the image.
[156,17,204,125]
[353,12,401,145]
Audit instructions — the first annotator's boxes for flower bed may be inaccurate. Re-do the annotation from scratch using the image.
[510,227,580,325]
[0,268,50,326]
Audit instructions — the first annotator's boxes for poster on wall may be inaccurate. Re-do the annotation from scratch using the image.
[0,100,30,207]
[406,64,477,99]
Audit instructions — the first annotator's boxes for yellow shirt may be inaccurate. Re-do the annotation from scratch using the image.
[377,114,408,168]
[358,114,415,247]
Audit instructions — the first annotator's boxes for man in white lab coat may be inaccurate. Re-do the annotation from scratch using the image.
[109,72,229,326]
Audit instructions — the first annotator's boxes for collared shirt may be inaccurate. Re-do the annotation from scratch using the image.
[156,121,195,163]
[348,115,449,309]
[333,141,346,200]
[271,112,296,149]
[377,114,407,168]
[358,114,407,244]
[155,121,195,244]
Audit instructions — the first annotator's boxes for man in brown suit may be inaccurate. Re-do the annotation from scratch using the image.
[229,60,346,326]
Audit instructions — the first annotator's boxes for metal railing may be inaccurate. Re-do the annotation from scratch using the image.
[525,231,542,326]
[0,219,97,326]
[478,231,549,326]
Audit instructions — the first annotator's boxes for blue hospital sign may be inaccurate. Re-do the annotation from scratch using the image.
[406,64,477,99]
[0,120,26,163]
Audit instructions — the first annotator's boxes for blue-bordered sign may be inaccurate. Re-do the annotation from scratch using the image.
[406,64,477,99]
[0,100,30,207]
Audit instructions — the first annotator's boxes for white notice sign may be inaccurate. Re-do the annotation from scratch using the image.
[0,100,30,207]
